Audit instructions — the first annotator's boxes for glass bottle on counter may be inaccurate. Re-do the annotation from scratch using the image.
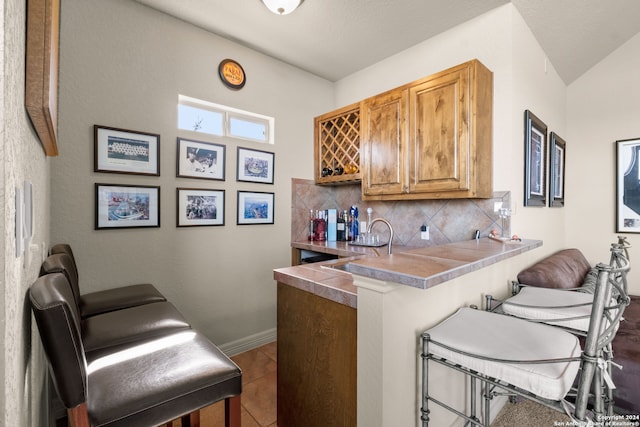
[314,210,327,241]
[349,206,359,241]
[336,212,346,241]
[308,209,315,241]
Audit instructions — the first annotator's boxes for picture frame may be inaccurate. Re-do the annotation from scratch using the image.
[94,125,160,176]
[176,188,225,227]
[237,147,274,184]
[25,0,61,156]
[237,191,274,225]
[548,132,566,208]
[176,138,226,180]
[95,183,160,229]
[524,110,547,207]
[616,138,640,233]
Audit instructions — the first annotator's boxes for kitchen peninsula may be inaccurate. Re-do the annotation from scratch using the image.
[274,238,542,427]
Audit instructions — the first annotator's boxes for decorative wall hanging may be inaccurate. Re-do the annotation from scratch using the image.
[176,188,225,227]
[237,147,274,184]
[524,110,547,206]
[548,132,566,207]
[25,0,61,156]
[237,191,274,225]
[94,125,160,176]
[95,184,160,229]
[218,59,246,90]
[616,138,640,233]
[176,138,226,180]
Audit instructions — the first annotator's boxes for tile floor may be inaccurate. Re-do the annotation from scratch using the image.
[172,341,278,427]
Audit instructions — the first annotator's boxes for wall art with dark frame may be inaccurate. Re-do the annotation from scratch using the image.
[524,110,547,206]
[176,138,226,181]
[95,183,160,229]
[616,137,640,233]
[94,125,160,176]
[237,147,274,184]
[237,191,274,225]
[548,132,566,208]
[176,188,225,227]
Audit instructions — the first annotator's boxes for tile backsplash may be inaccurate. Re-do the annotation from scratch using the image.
[291,178,511,247]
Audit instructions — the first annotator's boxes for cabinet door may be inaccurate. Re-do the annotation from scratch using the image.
[409,66,470,193]
[361,88,408,196]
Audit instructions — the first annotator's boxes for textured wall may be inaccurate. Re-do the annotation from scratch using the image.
[292,179,511,246]
[2,0,52,425]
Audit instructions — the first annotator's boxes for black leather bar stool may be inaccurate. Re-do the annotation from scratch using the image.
[48,243,166,318]
[30,272,242,427]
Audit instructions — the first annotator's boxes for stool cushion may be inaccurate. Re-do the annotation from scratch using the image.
[85,330,242,427]
[425,308,581,400]
[502,287,594,332]
[82,302,190,352]
[80,283,166,317]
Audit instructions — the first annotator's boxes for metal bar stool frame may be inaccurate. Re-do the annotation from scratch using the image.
[420,253,630,427]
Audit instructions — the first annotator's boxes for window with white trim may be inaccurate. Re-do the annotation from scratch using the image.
[178,95,274,144]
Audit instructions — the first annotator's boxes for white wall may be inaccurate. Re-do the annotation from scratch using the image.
[567,32,640,295]
[2,0,52,425]
[53,0,334,350]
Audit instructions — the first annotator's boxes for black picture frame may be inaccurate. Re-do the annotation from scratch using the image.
[236,147,274,184]
[548,132,566,208]
[176,188,225,227]
[616,138,640,233]
[95,183,160,229]
[524,110,547,207]
[176,137,226,181]
[94,125,160,176]
[237,191,274,225]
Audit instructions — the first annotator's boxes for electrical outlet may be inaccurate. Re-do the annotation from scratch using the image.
[421,225,429,240]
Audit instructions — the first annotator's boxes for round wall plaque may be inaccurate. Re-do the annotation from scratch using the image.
[218,59,246,90]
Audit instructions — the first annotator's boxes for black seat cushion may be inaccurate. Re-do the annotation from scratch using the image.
[85,330,242,427]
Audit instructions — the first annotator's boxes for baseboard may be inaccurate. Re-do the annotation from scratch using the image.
[219,328,277,357]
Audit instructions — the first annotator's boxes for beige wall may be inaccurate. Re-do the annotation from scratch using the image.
[337,4,570,255]
[53,0,333,352]
[2,0,52,425]
[567,32,640,295]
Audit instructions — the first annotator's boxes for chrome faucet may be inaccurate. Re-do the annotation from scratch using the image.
[367,218,394,255]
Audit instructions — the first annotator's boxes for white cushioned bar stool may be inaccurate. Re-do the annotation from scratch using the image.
[420,255,630,426]
[485,242,630,415]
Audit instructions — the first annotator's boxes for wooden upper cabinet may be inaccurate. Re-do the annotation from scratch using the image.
[361,59,493,200]
[360,88,408,196]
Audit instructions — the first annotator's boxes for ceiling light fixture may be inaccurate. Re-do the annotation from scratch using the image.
[260,0,304,15]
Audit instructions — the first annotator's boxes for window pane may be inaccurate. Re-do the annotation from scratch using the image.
[229,116,268,142]
[178,104,223,136]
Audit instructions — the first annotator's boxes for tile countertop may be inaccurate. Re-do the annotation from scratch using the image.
[275,238,542,309]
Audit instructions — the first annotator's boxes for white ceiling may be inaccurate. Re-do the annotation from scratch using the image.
[134,0,640,84]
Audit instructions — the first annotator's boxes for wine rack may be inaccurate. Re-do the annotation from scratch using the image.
[314,103,361,185]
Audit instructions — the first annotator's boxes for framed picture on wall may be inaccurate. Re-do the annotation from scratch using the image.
[95,183,160,229]
[237,147,274,184]
[176,188,225,227]
[616,138,640,233]
[94,125,160,176]
[237,191,274,225]
[524,110,547,207]
[548,132,566,208]
[176,138,226,180]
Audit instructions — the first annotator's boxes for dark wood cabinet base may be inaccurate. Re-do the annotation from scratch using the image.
[277,282,356,427]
